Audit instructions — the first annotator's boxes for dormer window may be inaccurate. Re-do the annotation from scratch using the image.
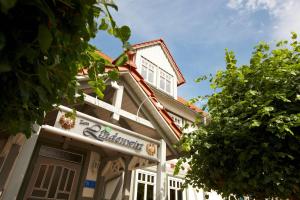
[140,57,173,96]
[141,57,156,84]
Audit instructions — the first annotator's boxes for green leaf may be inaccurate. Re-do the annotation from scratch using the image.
[174,159,183,175]
[108,69,119,80]
[94,88,104,99]
[0,0,17,13]
[99,18,108,30]
[116,25,131,43]
[102,0,118,11]
[0,60,11,72]
[38,24,53,52]
[182,142,191,152]
[250,120,261,128]
[38,65,52,92]
[115,53,128,66]
[291,32,297,40]
[195,75,207,83]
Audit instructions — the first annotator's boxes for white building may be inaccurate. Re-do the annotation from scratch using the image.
[0,39,222,200]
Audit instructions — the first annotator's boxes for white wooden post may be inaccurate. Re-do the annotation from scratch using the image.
[1,125,40,200]
[156,139,166,200]
[111,81,124,121]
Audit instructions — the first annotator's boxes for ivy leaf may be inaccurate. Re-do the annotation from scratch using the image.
[114,53,128,66]
[108,69,119,80]
[38,25,53,52]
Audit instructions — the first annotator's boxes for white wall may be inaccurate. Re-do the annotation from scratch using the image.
[135,45,178,99]
[105,176,123,200]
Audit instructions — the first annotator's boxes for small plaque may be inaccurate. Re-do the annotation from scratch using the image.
[84,180,96,189]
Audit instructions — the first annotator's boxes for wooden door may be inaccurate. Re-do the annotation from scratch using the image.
[24,146,82,200]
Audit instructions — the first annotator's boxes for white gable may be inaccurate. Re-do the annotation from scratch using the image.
[135,44,178,99]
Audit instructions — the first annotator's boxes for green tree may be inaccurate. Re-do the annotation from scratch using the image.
[0,0,131,137]
[178,33,300,199]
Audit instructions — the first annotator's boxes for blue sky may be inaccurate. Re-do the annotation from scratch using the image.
[91,0,300,104]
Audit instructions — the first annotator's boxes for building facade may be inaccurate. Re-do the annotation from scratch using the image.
[0,39,222,200]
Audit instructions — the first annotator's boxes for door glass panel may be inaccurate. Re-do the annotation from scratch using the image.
[146,185,154,200]
[147,175,151,182]
[57,193,70,199]
[177,190,183,200]
[48,166,62,198]
[43,165,54,189]
[137,183,145,200]
[142,174,146,181]
[59,168,69,191]
[34,165,47,188]
[66,170,75,192]
[31,189,46,197]
[170,189,175,200]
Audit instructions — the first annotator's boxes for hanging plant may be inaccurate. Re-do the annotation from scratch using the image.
[59,109,77,130]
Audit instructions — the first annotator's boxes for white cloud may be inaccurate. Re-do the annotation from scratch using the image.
[271,1,300,40]
[227,0,277,10]
[227,0,300,40]
[113,0,261,47]
[227,0,244,9]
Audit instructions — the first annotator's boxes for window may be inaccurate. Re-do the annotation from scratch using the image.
[168,177,184,200]
[140,57,174,96]
[141,57,156,84]
[159,70,172,94]
[168,112,183,128]
[135,170,155,200]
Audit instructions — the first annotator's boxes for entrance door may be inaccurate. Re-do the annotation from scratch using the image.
[24,146,83,200]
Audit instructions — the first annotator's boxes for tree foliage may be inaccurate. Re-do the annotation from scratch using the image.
[179,33,300,199]
[0,0,131,137]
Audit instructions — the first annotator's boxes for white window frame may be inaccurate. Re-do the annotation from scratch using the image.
[168,112,183,128]
[134,169,156,200]
[158,69,173,95]
[141,57,157,85]
[168,176,185,200]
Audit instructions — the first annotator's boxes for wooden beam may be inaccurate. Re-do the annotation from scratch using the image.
[83,94,154,129]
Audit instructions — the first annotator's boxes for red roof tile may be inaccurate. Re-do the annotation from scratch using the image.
[177,97,205,114]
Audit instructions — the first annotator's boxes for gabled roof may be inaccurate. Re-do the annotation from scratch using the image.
[78,51,182,140]
[131,39,186,86]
